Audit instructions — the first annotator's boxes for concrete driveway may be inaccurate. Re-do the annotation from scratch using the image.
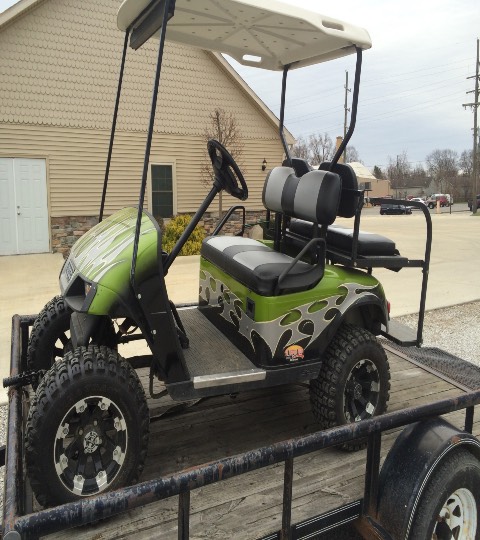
[1,211,479,403]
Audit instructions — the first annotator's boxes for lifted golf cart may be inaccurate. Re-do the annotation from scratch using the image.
[3,0,480,538]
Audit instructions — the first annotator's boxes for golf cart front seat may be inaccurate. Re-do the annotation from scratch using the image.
[201,167,341,296]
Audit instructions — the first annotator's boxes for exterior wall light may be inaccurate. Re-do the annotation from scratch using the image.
[262,158,267,171]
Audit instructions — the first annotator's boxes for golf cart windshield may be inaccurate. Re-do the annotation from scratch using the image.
[117,0,371,70]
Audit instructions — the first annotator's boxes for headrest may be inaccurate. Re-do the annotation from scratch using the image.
[262,167,341,225]
[282,158,313,177]
[319,162,359,218]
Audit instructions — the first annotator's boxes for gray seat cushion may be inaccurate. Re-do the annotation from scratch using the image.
[201,236,319,296]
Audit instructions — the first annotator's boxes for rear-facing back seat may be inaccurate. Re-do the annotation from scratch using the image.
[201,167,341,296]
[288,221,398,257]
[285,161,403,262]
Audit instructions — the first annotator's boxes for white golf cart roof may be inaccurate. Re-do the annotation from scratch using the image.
[117,0,371,71]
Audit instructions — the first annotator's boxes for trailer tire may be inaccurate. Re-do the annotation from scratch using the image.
[27,295,117,377]
[407,449,480,539]
[309,324,390,451]
[25,345,149,507]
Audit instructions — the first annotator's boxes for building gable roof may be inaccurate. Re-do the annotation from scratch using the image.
[0,0,295,144]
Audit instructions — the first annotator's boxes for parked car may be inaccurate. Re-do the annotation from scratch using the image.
[426,194,451,209]
[370,196,392,206]
[468,195,480,210]
[380,204,412,215]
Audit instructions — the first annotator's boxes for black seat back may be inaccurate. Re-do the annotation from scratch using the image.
[282,158,313,178]
[319,162,360,218]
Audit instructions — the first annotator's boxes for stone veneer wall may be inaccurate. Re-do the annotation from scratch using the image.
[51,210,268,257]
[201,210,266,236]
[51,216,99,257]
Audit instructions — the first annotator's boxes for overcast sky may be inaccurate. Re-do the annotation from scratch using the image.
[1,0,478,171]
[225,0,480,171]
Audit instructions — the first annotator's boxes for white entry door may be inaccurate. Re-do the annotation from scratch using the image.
[0,158,49,255]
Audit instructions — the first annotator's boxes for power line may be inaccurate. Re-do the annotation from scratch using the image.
[267,60,471,111]
[277,70,467,125]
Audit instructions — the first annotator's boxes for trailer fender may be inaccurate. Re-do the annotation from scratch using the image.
[376,416,480,539]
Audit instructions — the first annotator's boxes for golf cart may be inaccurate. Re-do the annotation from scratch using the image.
[9,0,433,513]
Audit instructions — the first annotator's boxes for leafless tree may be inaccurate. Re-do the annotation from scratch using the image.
[387,151,412,195]
[410,164,429,188]
[309,132,334,165]
[458,149,479,200]
[344,145,362,164]
[291,135,310,161]
[201,108,244,215]
[426,149,458,194]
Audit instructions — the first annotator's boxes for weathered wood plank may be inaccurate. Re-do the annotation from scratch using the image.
[43,351,477,540]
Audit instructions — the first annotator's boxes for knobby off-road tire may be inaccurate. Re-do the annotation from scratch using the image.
[25,345,149,507]
[309,324,390,451]
[408,449,480,540]
[27,295,117,375]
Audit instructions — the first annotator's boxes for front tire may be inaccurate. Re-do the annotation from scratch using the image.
[27,295,117,373]
[25,345,149,507]
[309,324,390,451]
[408,449,480,539]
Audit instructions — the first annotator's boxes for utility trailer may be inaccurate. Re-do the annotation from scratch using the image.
[2,0,480,538]
[3,320,480,539]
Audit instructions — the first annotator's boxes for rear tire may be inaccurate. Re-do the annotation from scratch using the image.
[408,449,480,539]
[27,295,117,375]
[309,324,390,451]
[25,345,149,507]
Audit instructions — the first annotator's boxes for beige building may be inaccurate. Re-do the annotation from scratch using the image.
[349,162,391,199]
[0,0,294,256]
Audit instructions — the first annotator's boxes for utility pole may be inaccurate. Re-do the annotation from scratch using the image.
[343,70,351,163]
[463,38,479,215]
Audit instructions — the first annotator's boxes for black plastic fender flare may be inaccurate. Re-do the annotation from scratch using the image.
[315,295,388,357]
[376,416,480,539]
[70,312,105,349]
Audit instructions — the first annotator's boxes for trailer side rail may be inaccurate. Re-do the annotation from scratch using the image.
[3,315,479,539]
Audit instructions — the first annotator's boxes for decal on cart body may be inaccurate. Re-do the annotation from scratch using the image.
[284,345,304,362]
[200,270,379,357]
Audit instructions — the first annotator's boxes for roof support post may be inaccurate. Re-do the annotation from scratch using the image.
[331,48,362,169]
[280,64,292,167]
[99,29,130,222]
[130,0,174,289]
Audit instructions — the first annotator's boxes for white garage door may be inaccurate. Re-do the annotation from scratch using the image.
[0,158,49,255]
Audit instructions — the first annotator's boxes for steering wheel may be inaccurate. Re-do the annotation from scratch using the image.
[207,139,248,201]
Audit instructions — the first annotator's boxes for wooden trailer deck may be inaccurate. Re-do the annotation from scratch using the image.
[43,345,479,540]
